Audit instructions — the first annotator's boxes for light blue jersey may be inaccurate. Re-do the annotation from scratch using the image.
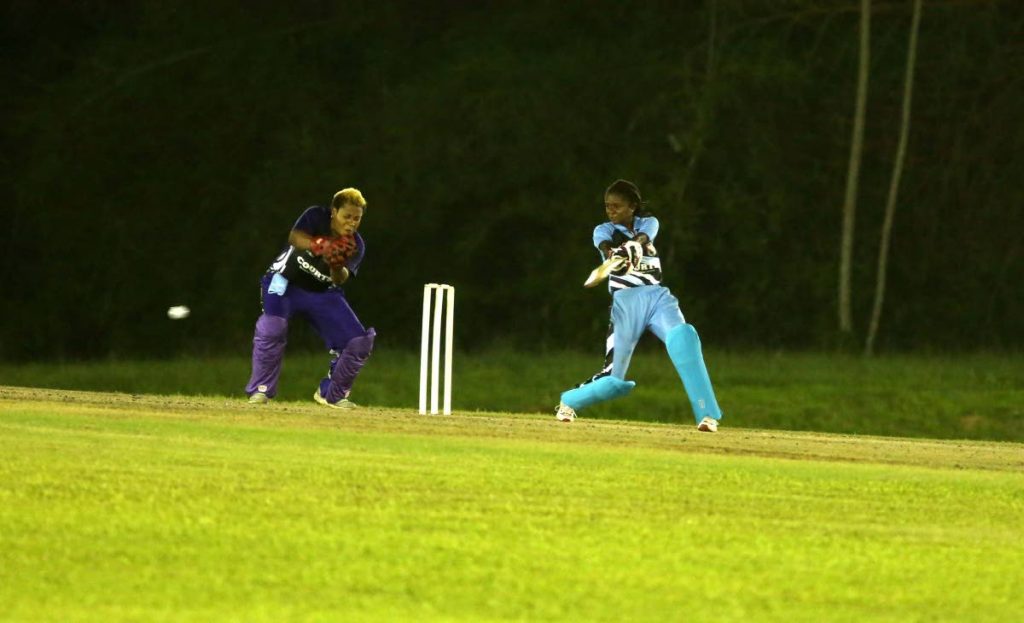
[592,215,663,291]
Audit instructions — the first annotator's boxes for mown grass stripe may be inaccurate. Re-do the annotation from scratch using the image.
[2,388,1023,621]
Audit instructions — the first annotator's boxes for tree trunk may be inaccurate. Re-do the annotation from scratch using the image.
[865,0,923,356]
[839,0,871,335]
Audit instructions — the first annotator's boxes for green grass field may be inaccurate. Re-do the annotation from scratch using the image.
[2,386,1022,622]
[2,348,1022,440]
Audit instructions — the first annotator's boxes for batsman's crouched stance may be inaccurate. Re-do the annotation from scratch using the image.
[557,180,723,432]
[245,188,375,409]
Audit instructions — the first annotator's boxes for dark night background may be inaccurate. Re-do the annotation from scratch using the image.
[2,0,1021,361]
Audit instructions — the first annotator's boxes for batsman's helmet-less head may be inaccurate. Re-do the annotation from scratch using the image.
[605,179,650,215]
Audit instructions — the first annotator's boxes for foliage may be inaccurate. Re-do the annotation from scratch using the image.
[2,1,1022,359]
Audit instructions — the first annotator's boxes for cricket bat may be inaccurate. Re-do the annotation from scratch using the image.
[583,256,627,288]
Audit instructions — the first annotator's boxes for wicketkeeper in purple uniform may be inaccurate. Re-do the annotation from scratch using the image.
[245,188,375,409]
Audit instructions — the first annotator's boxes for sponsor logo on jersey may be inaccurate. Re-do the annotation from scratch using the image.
[297,255,332,283]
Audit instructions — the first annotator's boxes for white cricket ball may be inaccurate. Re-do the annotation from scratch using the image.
[167,305,191,320]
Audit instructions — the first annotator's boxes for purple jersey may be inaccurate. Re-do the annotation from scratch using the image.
[268,205,366,292]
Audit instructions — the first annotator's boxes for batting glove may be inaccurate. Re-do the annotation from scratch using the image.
[622,240,643,270]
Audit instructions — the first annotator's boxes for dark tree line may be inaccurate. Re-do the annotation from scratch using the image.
[2,0,1021,361]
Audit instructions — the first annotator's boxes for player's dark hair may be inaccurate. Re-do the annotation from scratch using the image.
[605,179,650,215]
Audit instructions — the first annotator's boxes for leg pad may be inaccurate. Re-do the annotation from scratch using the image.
[560,375,636,411]
[665,324,722,422]
[321,328,376,403]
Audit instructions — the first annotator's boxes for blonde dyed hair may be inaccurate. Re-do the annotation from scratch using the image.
[332,188,367,210]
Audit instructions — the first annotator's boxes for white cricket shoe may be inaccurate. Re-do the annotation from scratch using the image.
[248,392,269,404]
[313,389,358,410]
[555,402,577,422]
[697,417,718,433]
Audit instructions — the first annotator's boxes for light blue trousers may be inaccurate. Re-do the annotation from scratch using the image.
[609,286,685,379]
[563,286,722,422]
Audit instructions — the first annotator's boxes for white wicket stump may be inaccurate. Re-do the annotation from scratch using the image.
[419,283,455,415]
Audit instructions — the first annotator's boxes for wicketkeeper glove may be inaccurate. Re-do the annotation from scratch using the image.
[310,235,357,268]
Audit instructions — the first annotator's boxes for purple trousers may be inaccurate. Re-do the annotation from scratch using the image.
[244,274,374,402]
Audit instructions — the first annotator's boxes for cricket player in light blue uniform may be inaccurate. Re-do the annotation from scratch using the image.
[556,179,723,432]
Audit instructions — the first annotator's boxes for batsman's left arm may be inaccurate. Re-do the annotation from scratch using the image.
[636,216,659,243]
